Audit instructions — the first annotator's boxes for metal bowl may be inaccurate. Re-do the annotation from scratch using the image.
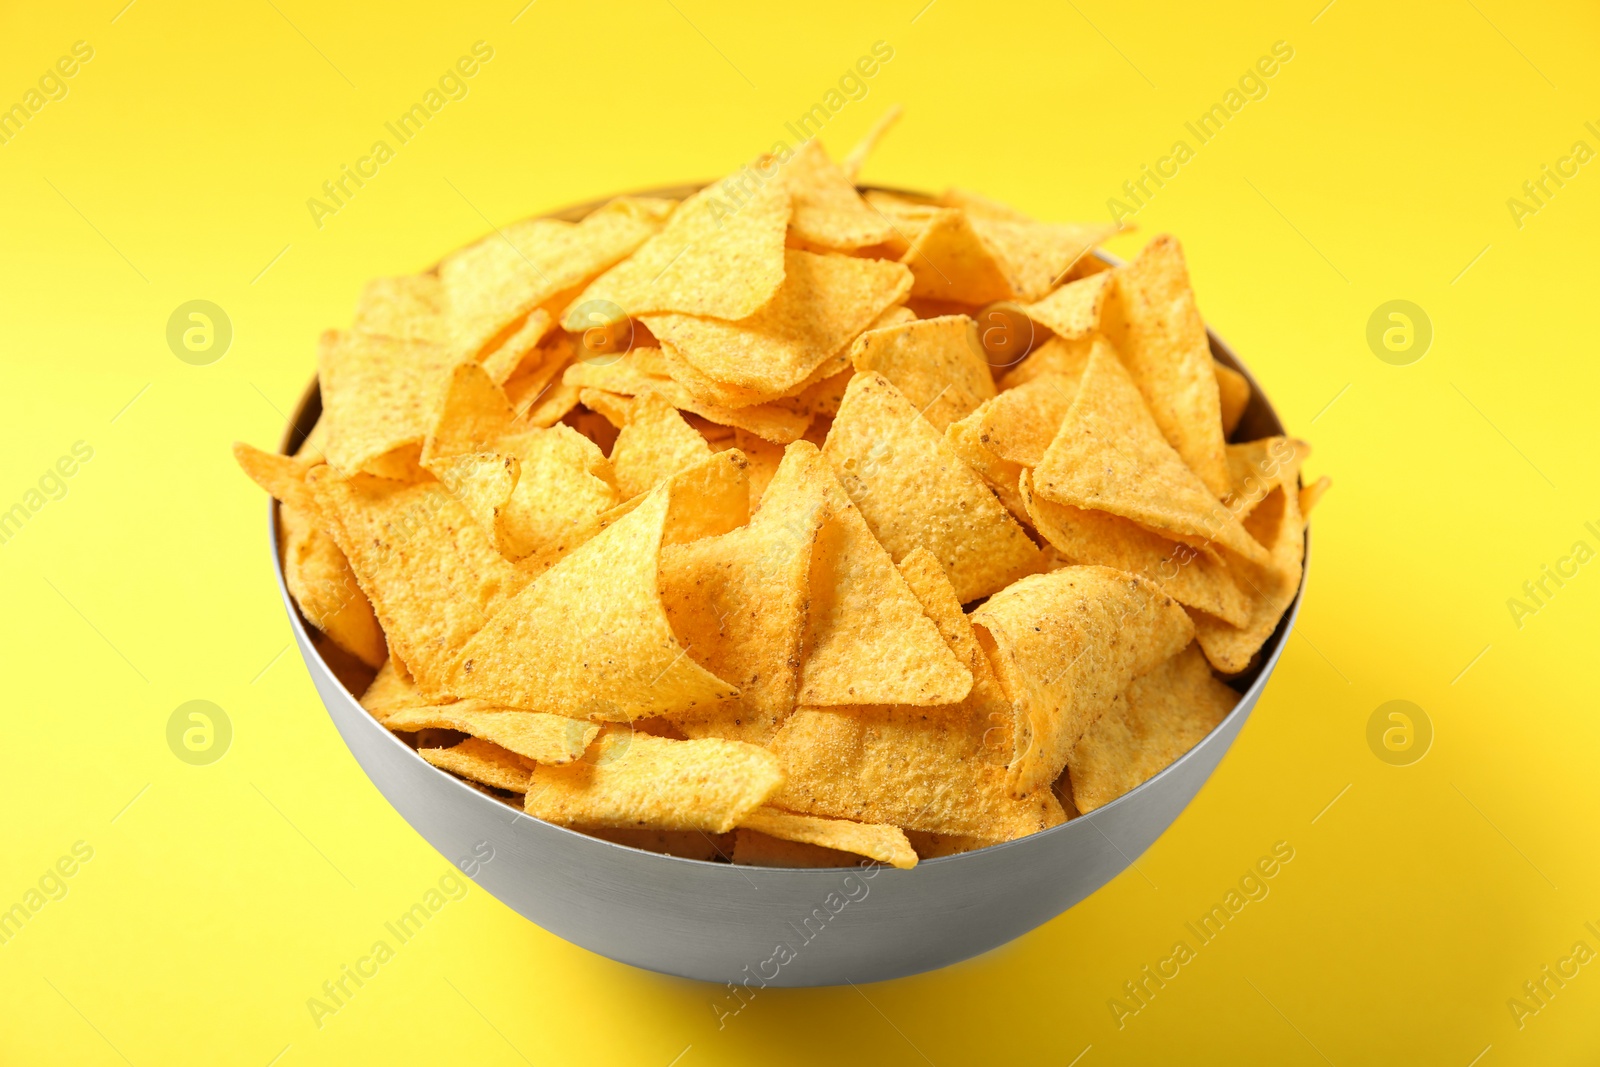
[271,188,1307,987]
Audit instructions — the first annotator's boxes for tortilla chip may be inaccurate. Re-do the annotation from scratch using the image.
[896,547,1009,713]
[584,827,732,860]
[770,705,1065,840]
[996,332,1107,391]
[1033,343,1269,566]
[422,361,522,465]
[1106,235,1230,496]
[233,441,320,516]
[1020,271,1113,341]
[386,703,598,765]
[442,198,666,361]
[360,659,418,723]
[1018,470,1250,628]
[1192,452,1307,674]
[483,425,618,560]
[1214,359,1251,439]
[961,215,1118,302]
[840,103,902,183]
[1223,437,1310,522]
[604,392,714,499]
[775,367,854,418]
[731,829,859,867]
[1300,476,1331,522]
[643,249,912,403]
[900,208,1013,305]
[942,402,1028,523]
[1069,642,1237,812]
[564,351,814,443]
[738,807,917,869]
[279,501,387,667]
[307,466,530,694]
[848,315,996,432]
[523,729,784,833]
[446,479,739,718]
[479,308,554,384]
[972,566,1194,795]
[781,139,893,250]
[823,372,1042,602]
[317,330,455,476]
[352,274,445,343]
[505,335,581,419]
[797,448,971,707]
[659,443,830,743]
[563,177,790,325]
[977,372,1080,467]
[420,737,532,793]
[862,189,942,256]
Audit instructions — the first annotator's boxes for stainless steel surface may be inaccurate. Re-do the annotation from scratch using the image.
[271,192,1308,987]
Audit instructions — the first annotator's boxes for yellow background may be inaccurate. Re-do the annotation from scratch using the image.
[2,1,1596,1063]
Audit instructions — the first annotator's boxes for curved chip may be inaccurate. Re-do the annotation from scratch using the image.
[445,478,739,719]
[823,371,1042,602]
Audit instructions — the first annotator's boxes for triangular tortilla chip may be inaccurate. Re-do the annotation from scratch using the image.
[360,659,416,723]
[823,372,1042,602]
[1018,470,1250,627]
[1034,342,1269,566]
[959,214,1118,302]
[977,371,1081,467]
[771,705,1067,840]
[605,391,715,498]
[307,466,530,694]
[972,566,1194,795]
[737,807,916,869]
[942,402,1028,523]
[562,177,790,325]
[1069,642,1237,812]
[797,449,972,706]
[442,197,668,361]
[781,139,894,250]
[1223,437,1310,521]
[421,737,533,793]
[899,208,1013,305]
[1300,476,1331,521]
[422,361,521,465]
[445,480,739,718]
[317,330,455,476]
[523,728,784,833]
[659,442,831,743]
[1020,271,1113,341]
[385,703,598,765]
[643,249,912,403]
[479,307,554,384]
[352,274,446,343]
[278,500,386,668]
[1214,359,1251,439]
[233,441,319,516]
[484,425,618,561]
[1192,446,1307,673]
[1106,235,1230,496]
[848,315,996,432]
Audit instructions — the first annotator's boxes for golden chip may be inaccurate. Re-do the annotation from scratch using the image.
[1106,235,1230,496]
[1068,642,1237,812]
[848,315,996,432]
[738,807,917,869]
[823,371,1042,602]
[524,728,784,833]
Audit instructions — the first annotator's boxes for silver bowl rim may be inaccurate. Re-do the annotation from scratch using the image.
[270,183,1310,875]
